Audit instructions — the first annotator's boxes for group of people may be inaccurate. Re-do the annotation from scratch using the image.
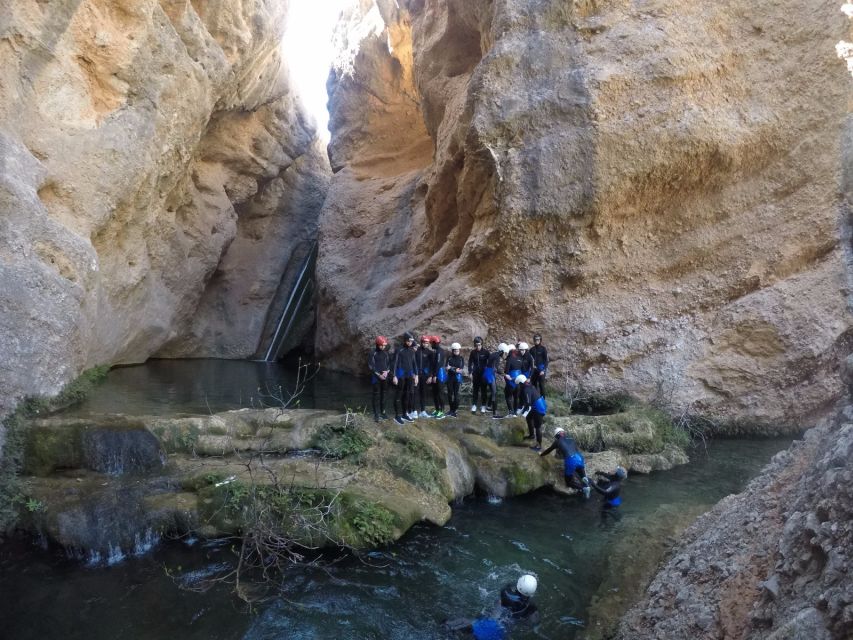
[369,333,628,638]
[368,333,551,447]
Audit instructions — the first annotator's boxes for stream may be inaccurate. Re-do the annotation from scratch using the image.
[1,360,795,639]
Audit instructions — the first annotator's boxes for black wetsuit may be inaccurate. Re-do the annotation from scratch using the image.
[541,435,586,488]
[519,383,544,445]
[446,354,465,413]
[393,344,418,417]
[432,345,447,413]
[504,352,524,413]
[592,471,623,524]
[487,350,504,415]
[519,351,535,378]
[499,584,538,620]
[530,343,548,396]
[415,346,432,413]
[368,347,391,418]
[468,346,489,409]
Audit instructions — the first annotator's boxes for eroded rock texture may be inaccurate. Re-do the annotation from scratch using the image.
[616,402,853,640]
[0,0,329,415]
[316,0,852,424]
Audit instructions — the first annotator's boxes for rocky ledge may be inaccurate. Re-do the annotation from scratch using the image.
[15,406,687,561]
[616,404,852,640]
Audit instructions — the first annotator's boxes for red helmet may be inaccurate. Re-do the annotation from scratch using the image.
[430,335,441,344]
[375,336,388,346]
[420,335,430,344]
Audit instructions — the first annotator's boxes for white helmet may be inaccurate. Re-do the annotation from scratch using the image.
[518,342,529,350]
[517,574,537,597]
[514,374,527,385]
[554,427,565,437]
[450,342,461,350]
[499,343,511,354]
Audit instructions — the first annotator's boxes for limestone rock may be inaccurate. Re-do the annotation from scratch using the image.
[315,0,852,425]
[0,1,330,420]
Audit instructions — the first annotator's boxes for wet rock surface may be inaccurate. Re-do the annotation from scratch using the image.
[17,406,687,560]
[616,406,853,639]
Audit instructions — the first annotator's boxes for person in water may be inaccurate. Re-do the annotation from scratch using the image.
[392,332,418,425]
[517,374,547,450]
[429,335,447,419]
[503,346,524,415]
[368,335,391,422]
[488,343,509,419]
[446,342,465,417]
[539,427,589,497]
[468,336,490,414]
[529,333,548,396]
[592,465,627,524]
[445,574,540,639]
[414,335,433,418]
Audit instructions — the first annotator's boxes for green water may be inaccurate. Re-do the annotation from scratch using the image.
[0,437,792,640]
[62,358,371,417]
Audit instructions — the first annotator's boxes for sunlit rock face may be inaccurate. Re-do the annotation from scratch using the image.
[316,0,852,424]
[0,0,329,414]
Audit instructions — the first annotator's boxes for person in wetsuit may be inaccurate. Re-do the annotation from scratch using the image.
[503,347,525,415]
[488,343,510,419]
[430,335,447,418]
[529,334,548,397]
[540,427,589,496]
[517,342,535,382]
[393,332,418,425]
[446,343,465,417]
[468,337,490,414]
[368,336,391,422]
[415,335,433,418]
[592,466,627,525]
[517,375,547,450]
[444,574,539,639]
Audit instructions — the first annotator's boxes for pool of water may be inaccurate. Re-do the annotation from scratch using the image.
[63,358,371,417]
[0,438,793,640]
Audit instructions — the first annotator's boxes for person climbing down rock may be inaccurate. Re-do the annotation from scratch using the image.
[504,346,524,415]
[444,574,540,639]
[415,335,433,418]
[530,333,548,396]
[446,343,465,417]
[540,427,589,496]
[592,466,627,525]
[393,332,418,425]
[430,335,447,419]
[517,374,547,450]
[488,343,509,419]
[368,335,391,422]
[468,336,489,414]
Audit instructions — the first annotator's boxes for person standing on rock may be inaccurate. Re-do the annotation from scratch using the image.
[430,336,447,419]
[393,332,418,425]
[518,342,535,385]
[529,334,548,397]
[415,335,433,418]
[517,374,547,450]
[539,426,589,496]
[592,466,627,525]
[504,347,525,415]
[489,343,510,419]
[446,343,465,417]
[368,336,391,422]
[468,336,490,414]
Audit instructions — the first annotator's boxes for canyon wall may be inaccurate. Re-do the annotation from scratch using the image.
[316,0,852,425]
[0,0,329,417]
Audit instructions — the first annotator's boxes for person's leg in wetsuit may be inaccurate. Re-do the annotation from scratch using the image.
[433,378,445,415]
[447,376,459,415]
[372,378,387,420]
[525,411,543,448]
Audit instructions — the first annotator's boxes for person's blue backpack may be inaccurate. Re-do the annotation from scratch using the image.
[534,396,547,415]
[437,367,447,383]
[506,369,522,389]
[483,366,495,384]
[472,618,505,640]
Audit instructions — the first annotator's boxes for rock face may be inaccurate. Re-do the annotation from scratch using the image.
[616,404,853,639]
[315,0,852,424]
[0,0,329,417]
